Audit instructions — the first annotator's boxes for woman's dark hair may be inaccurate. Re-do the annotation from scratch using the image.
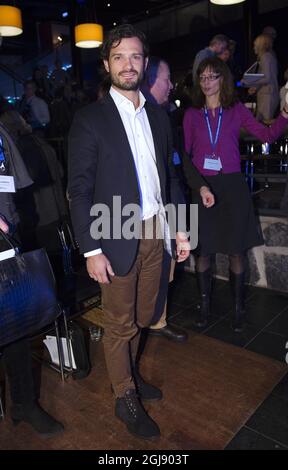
[191,57,238,109]
[100,23,149,61]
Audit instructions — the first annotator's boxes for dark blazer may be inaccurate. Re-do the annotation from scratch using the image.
[68,93,204,276]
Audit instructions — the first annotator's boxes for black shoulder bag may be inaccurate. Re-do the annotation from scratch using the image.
[0,230,61,348]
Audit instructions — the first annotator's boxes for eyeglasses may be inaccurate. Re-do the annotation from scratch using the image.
[199,74,221,82]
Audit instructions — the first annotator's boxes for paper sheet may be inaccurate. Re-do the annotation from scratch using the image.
[43,335,76,369]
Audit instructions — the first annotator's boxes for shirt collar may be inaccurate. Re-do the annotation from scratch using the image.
[109,86,146,114]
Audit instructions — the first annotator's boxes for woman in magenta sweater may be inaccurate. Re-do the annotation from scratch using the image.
[183,57,288,332]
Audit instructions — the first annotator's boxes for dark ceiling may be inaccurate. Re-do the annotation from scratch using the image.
[15,0,192,29]
[0,0,194,57]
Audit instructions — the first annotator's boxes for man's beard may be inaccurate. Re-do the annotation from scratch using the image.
[111,70,143,91]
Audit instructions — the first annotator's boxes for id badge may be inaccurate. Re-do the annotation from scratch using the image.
[0,175,16,193]
[203,155,222,171]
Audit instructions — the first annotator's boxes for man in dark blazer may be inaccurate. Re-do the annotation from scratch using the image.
[68,24,213,440]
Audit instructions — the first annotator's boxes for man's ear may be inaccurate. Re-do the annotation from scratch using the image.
[144,57,148,72]
[103,60,109,73]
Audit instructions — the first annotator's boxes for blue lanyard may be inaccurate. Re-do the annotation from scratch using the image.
[204,106,223,156]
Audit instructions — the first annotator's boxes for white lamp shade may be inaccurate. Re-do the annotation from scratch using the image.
[75,23,103,48]
[210,0,246,5]
[0,5,23,36]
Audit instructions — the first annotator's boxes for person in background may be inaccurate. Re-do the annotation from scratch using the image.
[280,68,288,111]
[49,87,72,138]
[50,59,69,95]
[0,119,64,437]
[218,40,242,84]
[192,34,229,83]
[241,34,279,122]
[0,96,32,141]
[183,57,288,332]
[262,26,277,48]
[142,56,199,343]
[39,64,53,101]
[19,80,50,133]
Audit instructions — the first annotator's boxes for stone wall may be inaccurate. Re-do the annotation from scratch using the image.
[186,216,288,294]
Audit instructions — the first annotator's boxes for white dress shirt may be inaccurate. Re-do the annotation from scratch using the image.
[27,95,50,126]
[85,86,170,258]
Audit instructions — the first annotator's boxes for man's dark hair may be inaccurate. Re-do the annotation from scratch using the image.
[191,57,238,109]
[100,23,149,61]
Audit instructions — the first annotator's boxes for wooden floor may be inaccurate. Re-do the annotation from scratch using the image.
[0,332,286,450]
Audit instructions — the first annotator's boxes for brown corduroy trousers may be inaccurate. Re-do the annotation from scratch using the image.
[101,218,163,397]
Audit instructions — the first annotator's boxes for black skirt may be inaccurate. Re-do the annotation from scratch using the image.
[191,172,264,255]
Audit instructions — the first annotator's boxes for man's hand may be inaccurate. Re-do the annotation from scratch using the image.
[200,186,215,208]
[0,216,9,233]
[176,232,190,263]
[86,253,115,284]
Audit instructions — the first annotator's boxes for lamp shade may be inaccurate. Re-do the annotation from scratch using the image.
[75,23,103,48]
[0,5,23,36]
[210,0,246,4]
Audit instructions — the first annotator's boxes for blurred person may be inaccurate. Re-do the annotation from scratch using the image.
[241,34,279,121]
[192,34,229,83]
[39,64,52,98]
[49,87,72,137]
[19,80,50,132]
[218,48,230,63]
[50,59,69,94]
[262,26,277,44]
[0,121,64,437]
[32,66,52,103]
[280,68,288,111]
[0,96,32,141]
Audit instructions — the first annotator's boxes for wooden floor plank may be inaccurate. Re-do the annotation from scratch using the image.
[0,333,286,450]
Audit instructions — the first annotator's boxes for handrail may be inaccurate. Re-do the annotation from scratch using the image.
[0,63,25,84]
[19,37,70,73]
[241,154,288,160]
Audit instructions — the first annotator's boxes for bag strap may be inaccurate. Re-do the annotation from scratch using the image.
[0,228,20,252]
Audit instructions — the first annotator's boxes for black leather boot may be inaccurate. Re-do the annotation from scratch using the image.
[115,389,160,439]
[194,269,211,328]
[230,270,246,333]
[133,369,163,401]
[11,401,64,437]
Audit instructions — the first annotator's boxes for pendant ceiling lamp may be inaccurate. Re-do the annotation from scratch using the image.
[210,0,246,5]
[75,0,103,48]
[75,23,103,48]
[0,5,23,36]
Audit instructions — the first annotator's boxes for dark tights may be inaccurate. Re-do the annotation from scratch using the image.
[195,254,245,275]
[2,339,35,405]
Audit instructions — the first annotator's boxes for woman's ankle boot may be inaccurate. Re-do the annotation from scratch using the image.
[10,401,64,437]
[194,269,211,328]
[230,270,246,333]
